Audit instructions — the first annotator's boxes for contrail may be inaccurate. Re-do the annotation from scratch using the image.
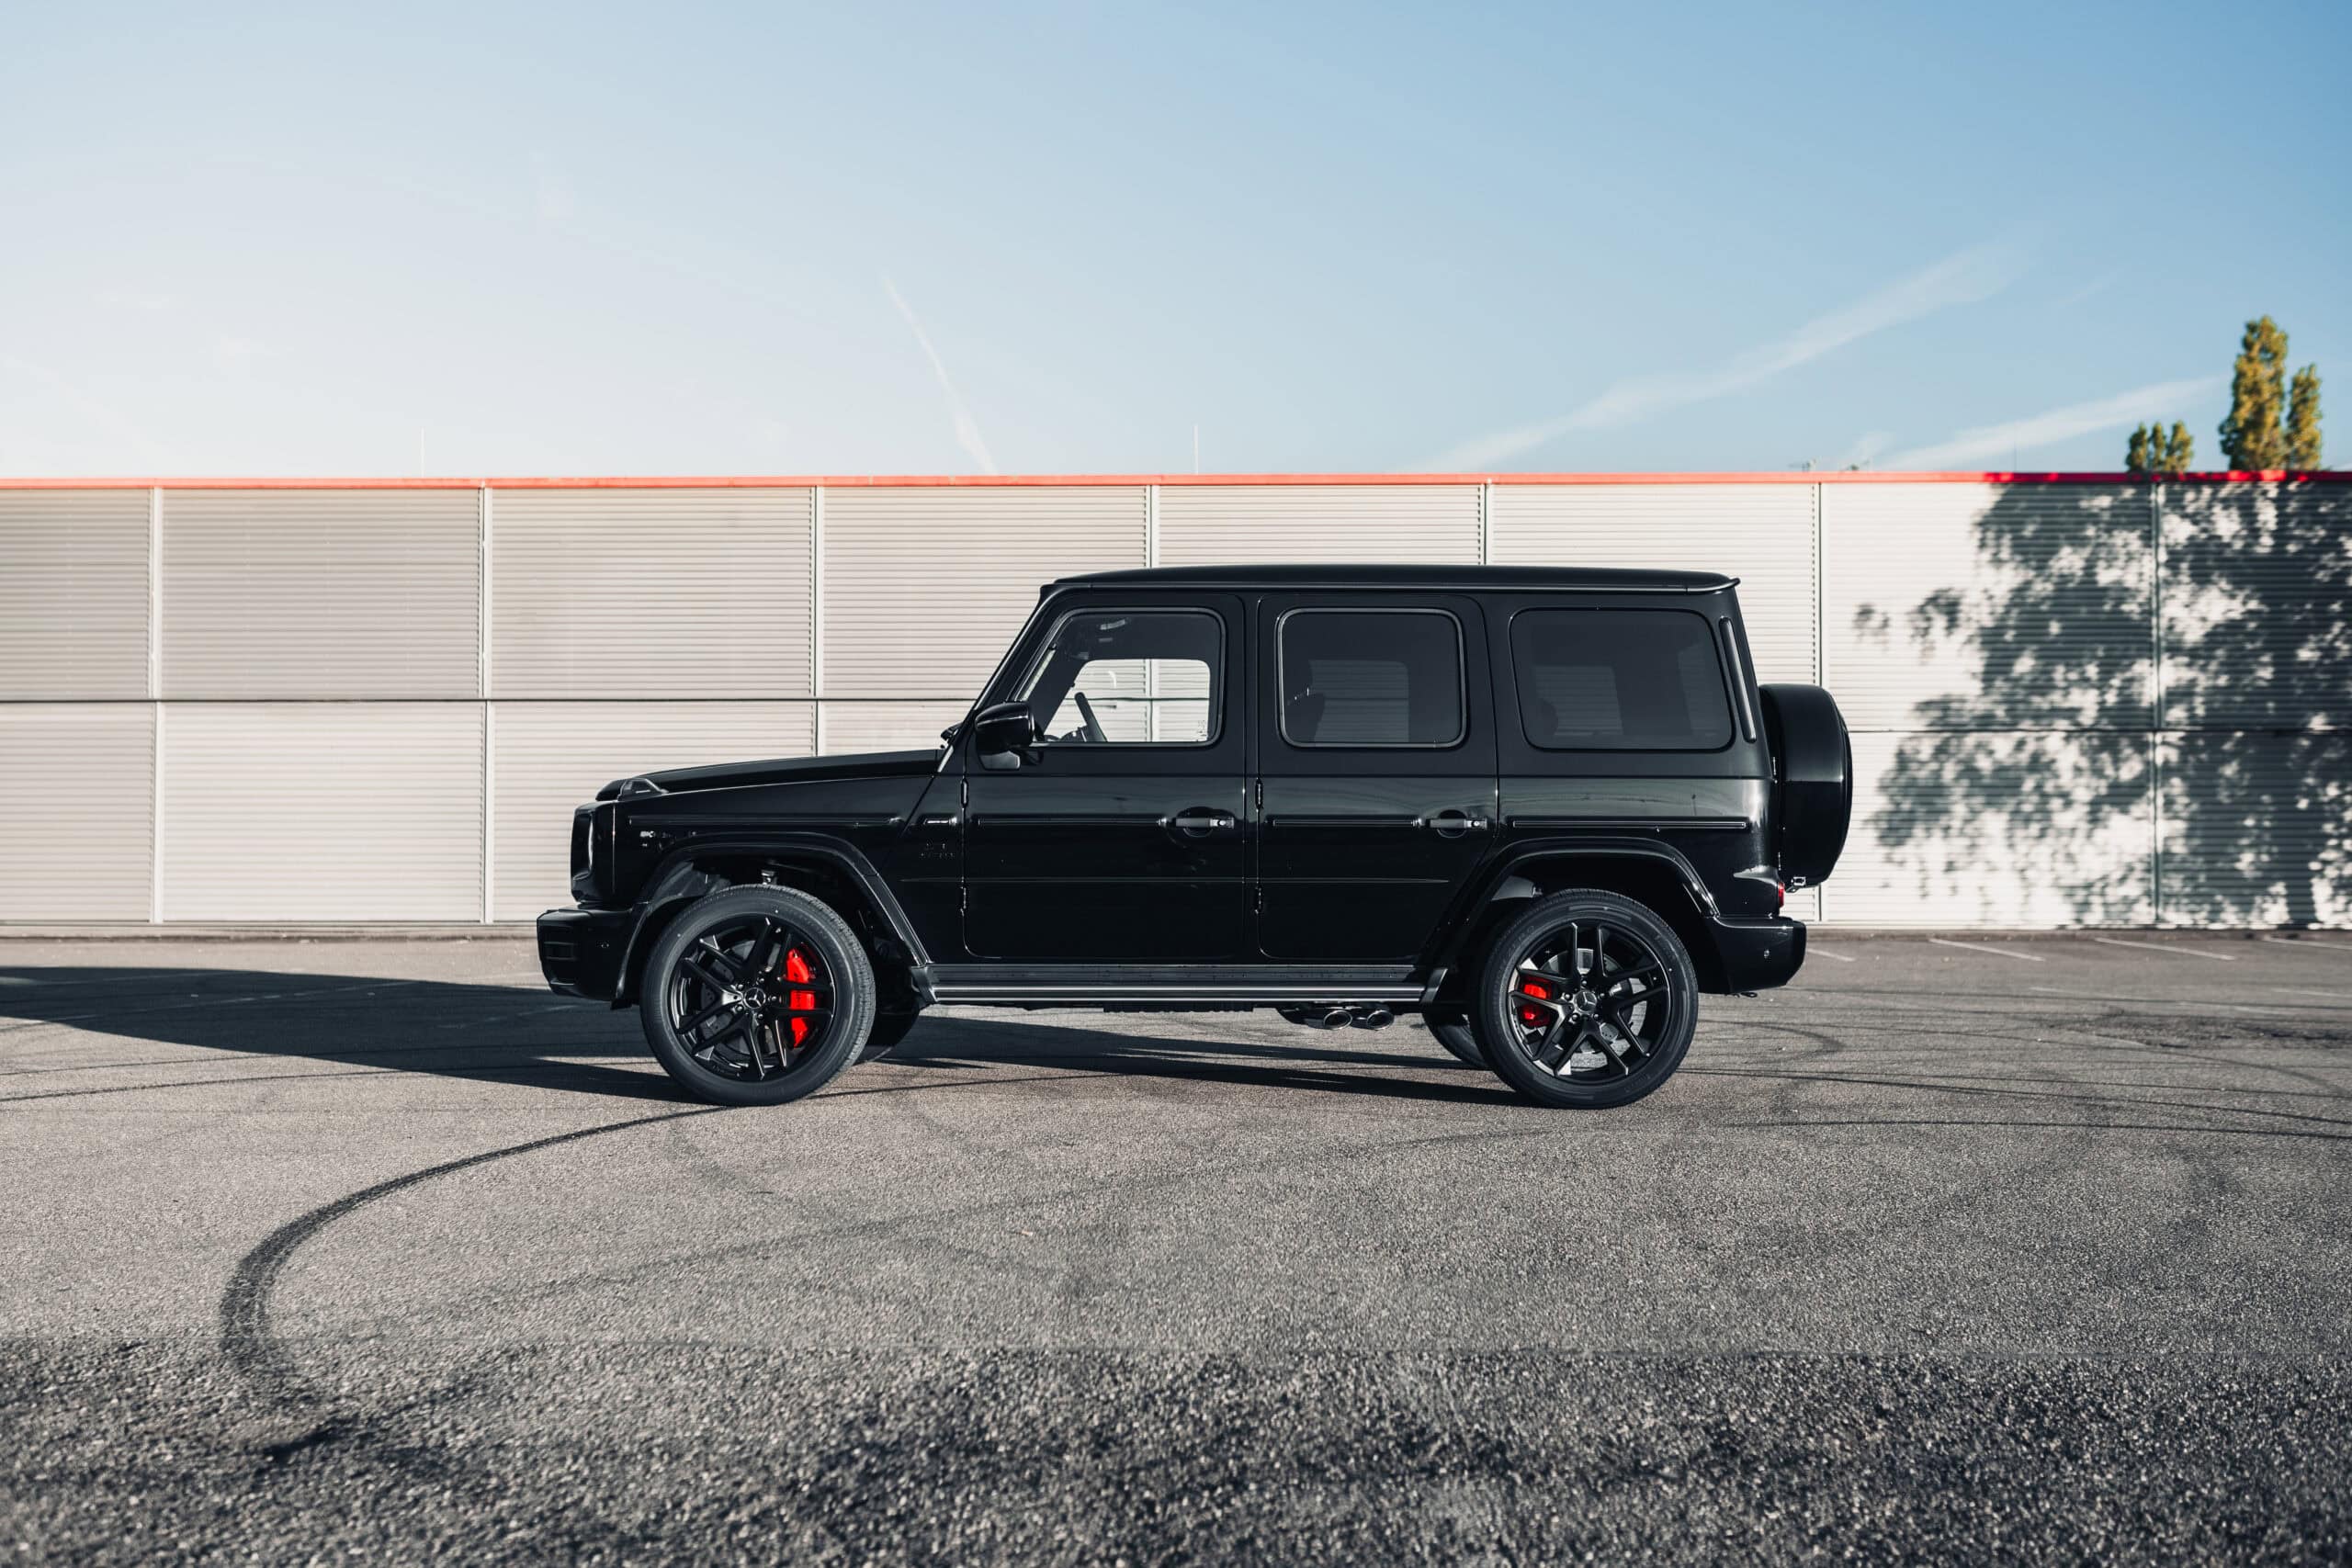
[1880,377,2218,469]
[1424,240,2026,471]
[883,276,998,475]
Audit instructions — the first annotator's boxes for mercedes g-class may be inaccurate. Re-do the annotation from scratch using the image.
[538,565,1851,1109]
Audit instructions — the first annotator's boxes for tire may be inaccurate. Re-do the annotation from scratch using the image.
[639,885,876,1106]
[1421,1009,1488,1067]
[1758,682,1853,888]
[859,1010,921,1061]
[1471,890,1698,1110]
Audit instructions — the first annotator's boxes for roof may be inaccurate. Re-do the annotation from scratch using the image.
[1053,564,1736,593]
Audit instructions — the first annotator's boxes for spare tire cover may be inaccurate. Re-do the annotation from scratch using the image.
[1758,683,1851,887]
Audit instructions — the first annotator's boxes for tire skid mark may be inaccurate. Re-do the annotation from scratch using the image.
[1684,1066,2352,1132]
[0,979,440,1034]
[219,1108,718,1413]
[1737,1115,2352,1144]
[1,1032,631,1079]
[2,1060,673,1104]
[451,1117,1580,1318]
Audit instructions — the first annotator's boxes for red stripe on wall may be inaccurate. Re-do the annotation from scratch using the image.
[0,470,2343,490]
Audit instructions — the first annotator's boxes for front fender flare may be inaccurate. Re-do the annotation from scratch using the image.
[612,833,930,1007]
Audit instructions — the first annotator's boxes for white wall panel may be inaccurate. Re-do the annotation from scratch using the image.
[1824,730,2154,927]
[1158,484,1479,567]
[818,701,970,755]
[492,488,813,698]
[1489,485,1815,682]
[2160,483,2352,728]
[162,489,480,698]
[2158,731,2351,928]
[160,704,483,920]
[821,487,1143,699]
[0,705,153,919]
[491,702,814,920]
[1825,483,2153,731]
[0,491,151,699]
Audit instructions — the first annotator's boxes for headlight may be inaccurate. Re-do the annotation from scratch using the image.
[570,805,613,903]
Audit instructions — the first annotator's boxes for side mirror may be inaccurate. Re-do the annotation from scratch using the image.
[970,700,1037,769]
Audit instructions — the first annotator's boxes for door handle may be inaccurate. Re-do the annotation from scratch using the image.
[1163,810,1236,836]
[1416,810,1491,839]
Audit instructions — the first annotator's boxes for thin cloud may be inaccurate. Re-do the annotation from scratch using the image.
[1879,377,2218,469]
[883,276,998,475]
[0,353,159,462]
[529,151,576,221]
[1833,430,1895,470]
[2052,272,2118,310]
[1425,241,2027,471]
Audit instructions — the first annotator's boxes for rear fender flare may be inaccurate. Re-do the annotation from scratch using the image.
[1430,837,1718,973]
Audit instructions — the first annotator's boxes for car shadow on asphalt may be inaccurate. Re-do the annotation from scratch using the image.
[0,966,1512,1108]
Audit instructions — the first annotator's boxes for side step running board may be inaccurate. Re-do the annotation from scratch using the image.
[922,963,1422,1008]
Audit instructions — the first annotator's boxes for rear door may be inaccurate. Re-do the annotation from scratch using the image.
[1252,594,1498,961]
[962,593,1249,960]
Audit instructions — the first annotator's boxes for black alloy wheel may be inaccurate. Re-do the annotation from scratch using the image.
[1473,890,1698,1109]
[859,1010,921,1061]
[640,885,876,1106]
[1421,1009,1489,1067]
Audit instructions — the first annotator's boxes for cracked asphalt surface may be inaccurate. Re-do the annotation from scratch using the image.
[4,931,2348,1563]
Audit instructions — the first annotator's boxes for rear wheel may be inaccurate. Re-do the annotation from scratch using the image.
[639,885,875,1106]
[1422,1009,1487,1067]
[1473,890,1697,1109]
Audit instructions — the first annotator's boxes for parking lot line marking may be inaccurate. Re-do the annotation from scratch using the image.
[1928,938,2044,963]
[2258,935,2352,953]
[2089,936,2236,961]
[1806,945,1857,962]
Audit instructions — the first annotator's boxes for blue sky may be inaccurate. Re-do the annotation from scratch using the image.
[2,0,2345,477]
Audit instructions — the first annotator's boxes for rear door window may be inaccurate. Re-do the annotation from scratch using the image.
[1277,609,1464,747]
[1510,609,1733,750]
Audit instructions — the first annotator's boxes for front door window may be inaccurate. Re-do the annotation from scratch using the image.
[1017,609,1222,746]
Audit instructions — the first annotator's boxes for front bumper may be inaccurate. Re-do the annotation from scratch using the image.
[1704,915,1806,992]
[537,907,632,1000]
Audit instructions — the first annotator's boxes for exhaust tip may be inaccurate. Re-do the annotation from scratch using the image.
[1351,1007,1396,1030]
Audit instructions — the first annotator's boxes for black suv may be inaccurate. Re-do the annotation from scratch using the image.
[539,565,1850,1109]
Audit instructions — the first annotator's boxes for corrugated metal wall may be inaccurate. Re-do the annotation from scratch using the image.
[0,476,2342,927]
[1158,484,1480,566]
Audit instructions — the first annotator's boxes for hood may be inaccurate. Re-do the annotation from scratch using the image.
[599,749,942,799]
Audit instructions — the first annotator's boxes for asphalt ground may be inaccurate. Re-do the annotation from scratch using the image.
[3,931,2348,1564]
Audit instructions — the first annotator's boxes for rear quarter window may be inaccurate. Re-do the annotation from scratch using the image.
[1510,608,1733,750]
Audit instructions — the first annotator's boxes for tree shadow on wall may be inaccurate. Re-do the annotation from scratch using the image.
[1851,481,2350,926]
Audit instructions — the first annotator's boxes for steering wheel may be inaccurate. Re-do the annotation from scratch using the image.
[1072,690,1109,745]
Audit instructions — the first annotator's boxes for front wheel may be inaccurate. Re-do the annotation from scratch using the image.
[639,885,876,1106]
[859,1010,921,1061]
[1472,891,1698,1109]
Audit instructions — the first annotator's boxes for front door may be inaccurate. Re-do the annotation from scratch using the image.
[1253,594,1498,961]
[962,595,1248,961]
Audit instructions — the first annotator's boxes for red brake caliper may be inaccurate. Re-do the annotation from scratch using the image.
[784,949,816,1046]
[1517,977,1551,1026]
